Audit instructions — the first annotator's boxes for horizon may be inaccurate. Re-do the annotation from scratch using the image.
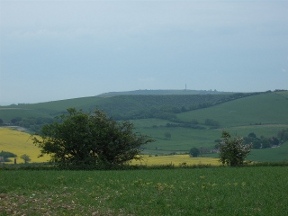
[1,1,287,105]
[1,88,286,106]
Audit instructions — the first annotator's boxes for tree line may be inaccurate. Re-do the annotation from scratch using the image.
[214,130,288,150]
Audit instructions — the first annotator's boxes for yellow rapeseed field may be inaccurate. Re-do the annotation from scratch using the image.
[0,127,220,166]
[0,127,50,164]
[131,154,221,166]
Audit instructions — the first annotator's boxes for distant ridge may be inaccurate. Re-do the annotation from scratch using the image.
[98,89,234,97]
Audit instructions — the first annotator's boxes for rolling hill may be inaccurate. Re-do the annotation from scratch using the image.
[0,90,257,122]
[0,90,287,162]
[177,91,288,127]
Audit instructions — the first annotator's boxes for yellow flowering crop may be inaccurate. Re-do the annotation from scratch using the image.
[0,128,50,164]
[0,127,221,166]
[130,154,221,166]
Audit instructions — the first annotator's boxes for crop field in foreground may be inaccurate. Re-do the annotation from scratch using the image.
[0,167,288,216]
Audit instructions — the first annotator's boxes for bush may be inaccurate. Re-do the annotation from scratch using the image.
[189,147,200,157]
[33,108,153,169]
[0,151,17,162]
[219,131,252,166]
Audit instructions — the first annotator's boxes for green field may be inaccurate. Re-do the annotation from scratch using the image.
[177,91,288,127]
[248,141,288,162]
[1,167,288,215]
[134,91,288,158]
[1,90,287,161]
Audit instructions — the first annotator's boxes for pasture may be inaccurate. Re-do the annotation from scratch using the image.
[1,167,288,215]
[177,91,288,127]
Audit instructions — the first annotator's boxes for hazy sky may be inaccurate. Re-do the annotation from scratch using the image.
[1,0,287,105]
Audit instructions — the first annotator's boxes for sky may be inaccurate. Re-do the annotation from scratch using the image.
[0,0,288,105]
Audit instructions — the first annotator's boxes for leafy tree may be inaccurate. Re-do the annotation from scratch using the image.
[251,139,262,149]
[189,147,200,157]
[219,131,252,166]
[0,118,3,125]
[270,137,280,146]
[33,108,153,168]
[11,117,22,125]
[0,151,17,162]
[260,137,271,148]
[20,154,31,164]
[244,133,261,149]
[247,132,257,139]
[278,129,288,143]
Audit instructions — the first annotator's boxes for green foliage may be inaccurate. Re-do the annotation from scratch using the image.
[0,151,17,162]
[20,154,31,164]
[243,132,281,149]
[33,108,153,168]
[278,128,288,143]
[189,147,200,157]
[219,131,252,166]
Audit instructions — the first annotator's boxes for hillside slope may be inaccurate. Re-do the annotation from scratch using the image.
[0,91,255,122]
[0,128,50,163]
[177,91,288,127]
[0,91,287,161]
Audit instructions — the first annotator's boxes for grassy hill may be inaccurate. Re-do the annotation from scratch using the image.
[177,91,288,127]
[98,89,231,97]
[0,90,254,124]
[0,90,287,162]
[131,91,288,160]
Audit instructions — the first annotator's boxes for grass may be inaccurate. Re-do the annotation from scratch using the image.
[137,122,288,158]
[0,96,104,121]
[178,91,288,127]
[0,92,236,121]
[1,167,288,215]
[1,91,288,159]
[130,91,288,155]
[247,141,288,162]
[0,109,51,122]
[139,127,219,154]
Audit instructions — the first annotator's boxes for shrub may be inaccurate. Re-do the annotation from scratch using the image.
[33,108,153,169]
[219,131,252,166]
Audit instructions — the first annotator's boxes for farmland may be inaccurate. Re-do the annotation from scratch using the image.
[0,90,288,161]
[130,155,220,166]
[0,127,219,166]
[1,167,288,215]
[0,128,50,164]
[1,90,288,215]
